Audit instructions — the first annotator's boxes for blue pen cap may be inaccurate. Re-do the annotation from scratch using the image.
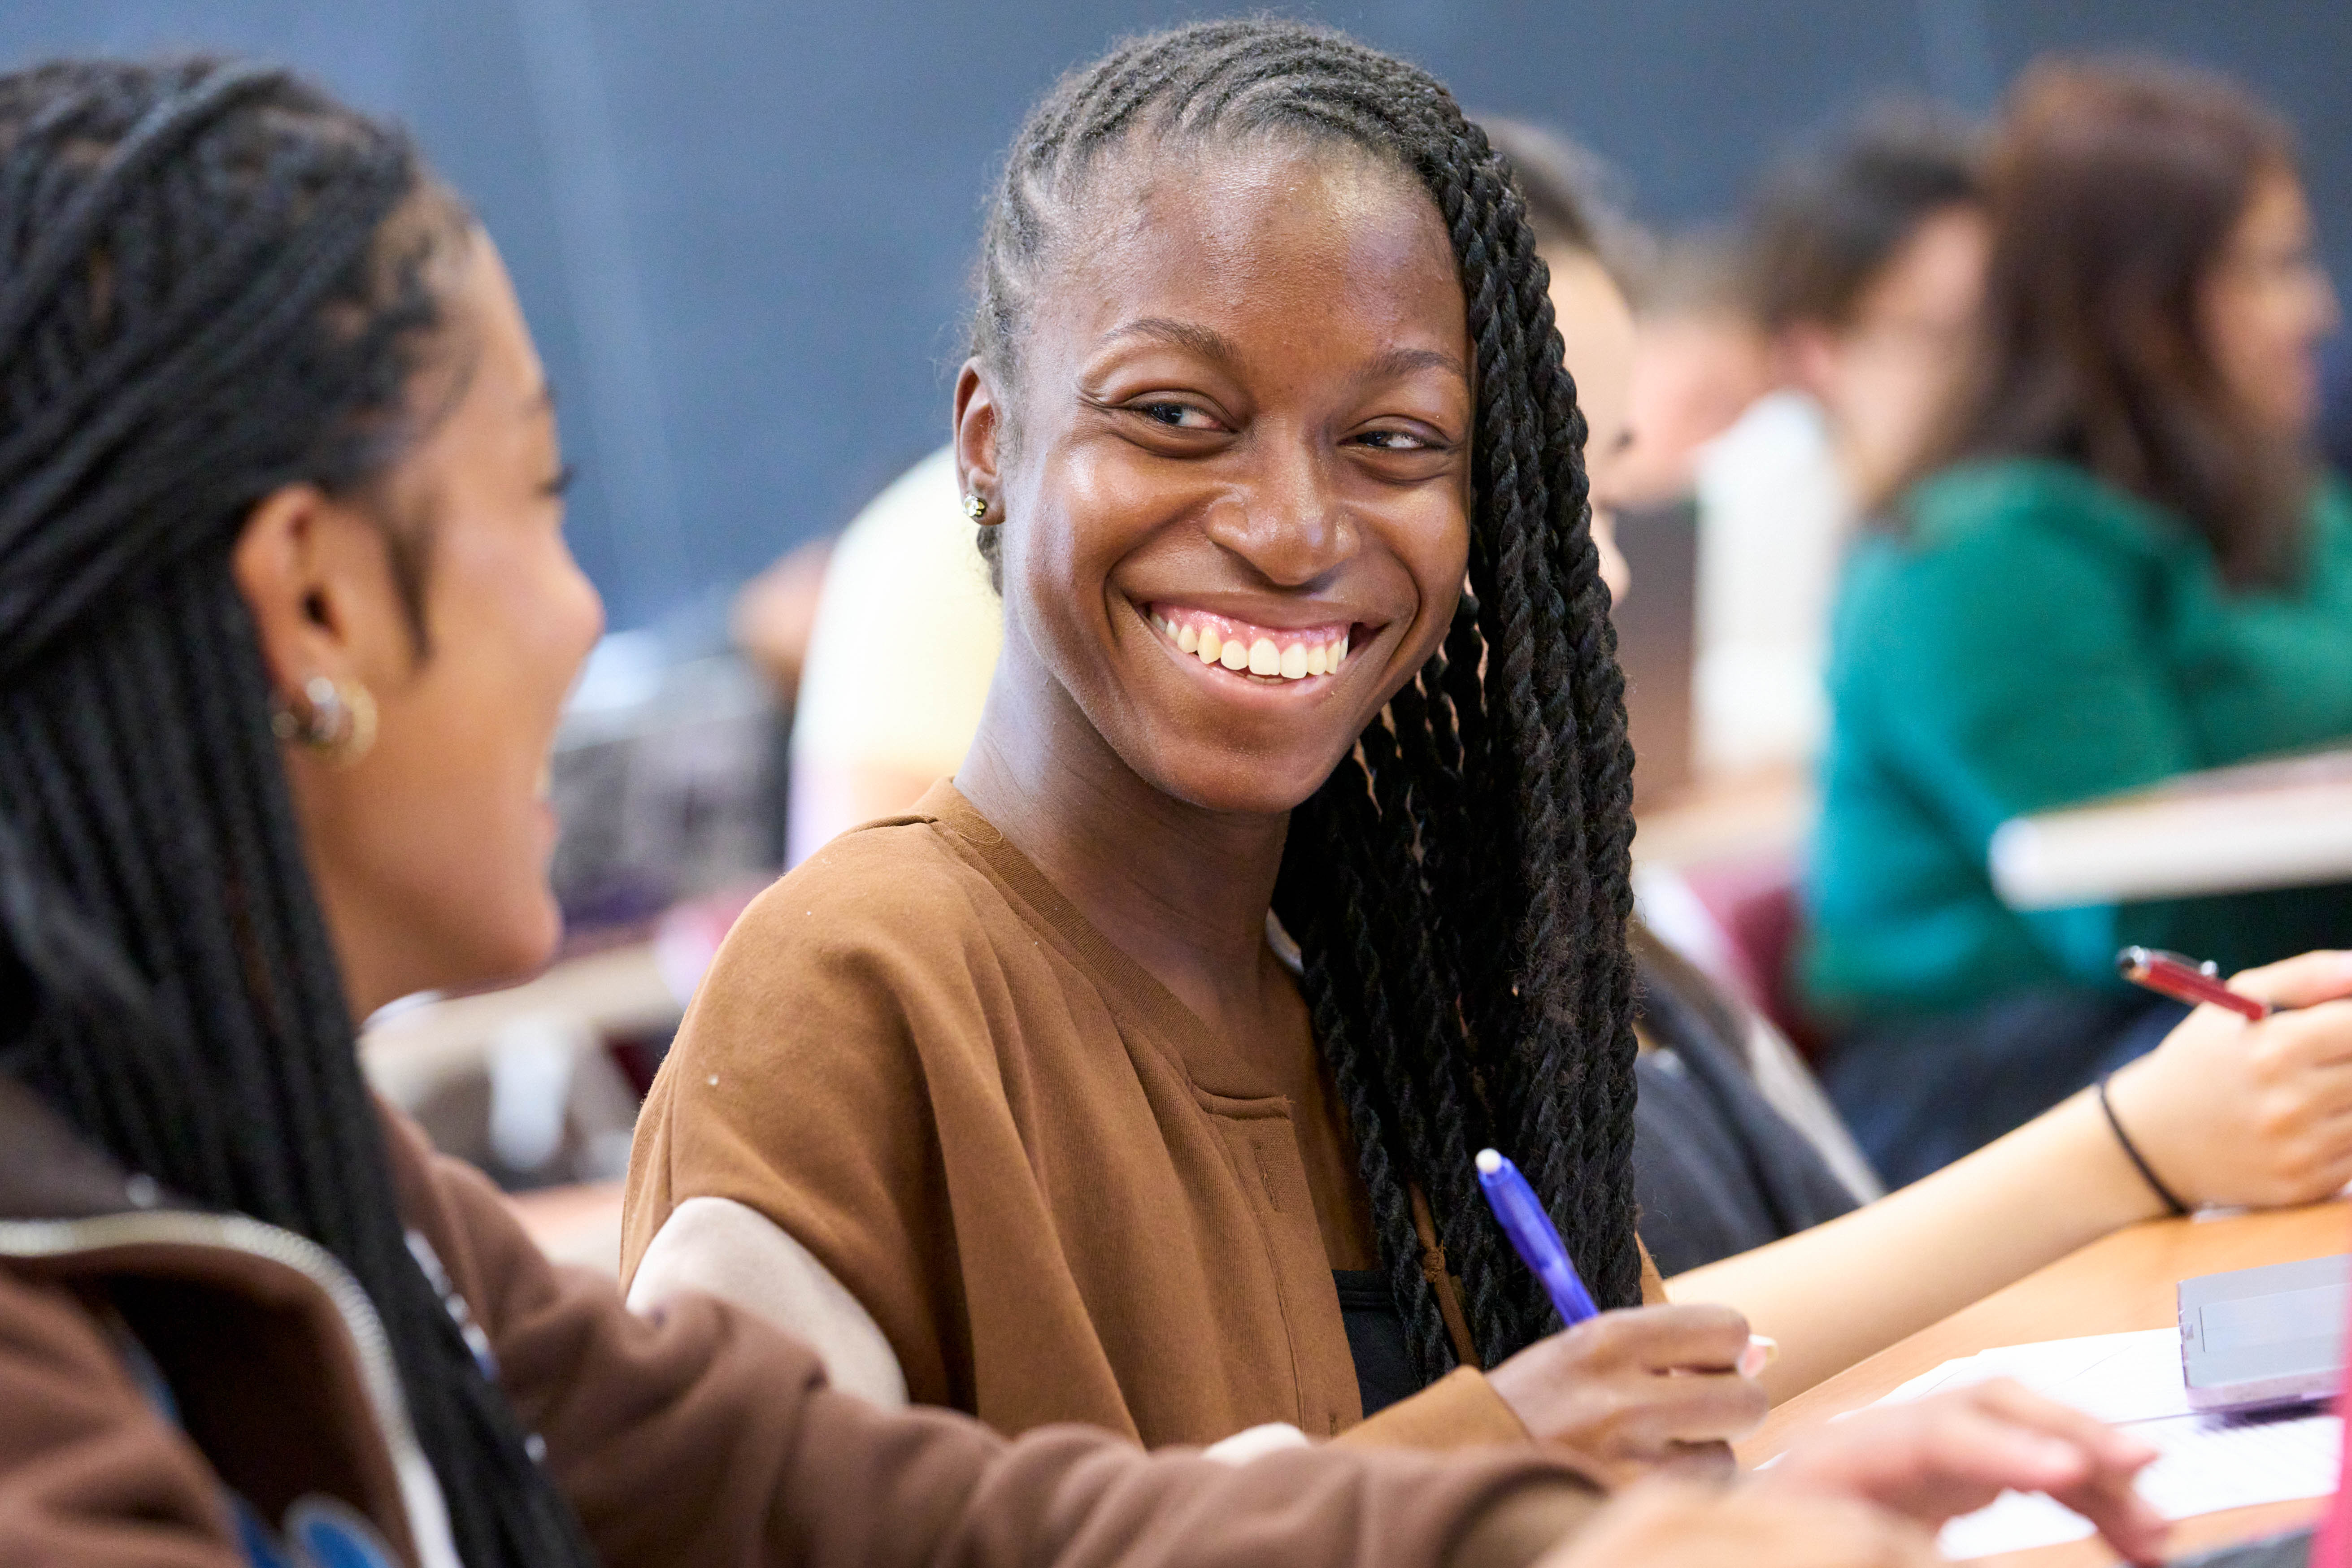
[1475,1148,1600,1327]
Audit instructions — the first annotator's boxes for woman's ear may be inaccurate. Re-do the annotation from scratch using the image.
[230,483,414,704]
[953,358,1004,510]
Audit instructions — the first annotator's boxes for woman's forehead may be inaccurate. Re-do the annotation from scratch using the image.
[1037,137,1464,352]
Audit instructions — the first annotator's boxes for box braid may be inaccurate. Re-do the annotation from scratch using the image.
[970,19,1641,1386]
[0,59,592,1568]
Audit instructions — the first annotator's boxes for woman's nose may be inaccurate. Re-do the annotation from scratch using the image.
[1200,447,1356,585]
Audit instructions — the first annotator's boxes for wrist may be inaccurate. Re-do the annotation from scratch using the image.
[2086,1063,2191,1218]
[2049,1080,2175,1229]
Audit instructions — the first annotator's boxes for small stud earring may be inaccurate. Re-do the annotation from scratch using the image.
[962,493,990,523]
[270,675,378,767]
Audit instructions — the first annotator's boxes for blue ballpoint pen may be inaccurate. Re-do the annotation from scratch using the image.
[1475,1147,1781,1374]
[1474,1147,1599,1327]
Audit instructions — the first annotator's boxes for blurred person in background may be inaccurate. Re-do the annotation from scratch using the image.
[1487,130,2352,1369]
[776,447,997,863]
[1805,57,2352,1185]
[1605,234,1775,516]
[1691,111,1987,777]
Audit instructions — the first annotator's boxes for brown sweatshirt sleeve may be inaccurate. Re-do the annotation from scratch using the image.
[1333,1368,1532,1453]
[0,1270,240,1568]
[620,855,971,1405]
[388,1109,1607,1568]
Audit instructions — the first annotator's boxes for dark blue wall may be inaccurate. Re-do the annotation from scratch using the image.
[5,1,2347,630]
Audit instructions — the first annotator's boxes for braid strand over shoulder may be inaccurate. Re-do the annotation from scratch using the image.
[971,19,1642,1383]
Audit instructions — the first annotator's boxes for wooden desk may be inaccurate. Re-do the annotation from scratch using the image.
[1743,1202,2347,1564]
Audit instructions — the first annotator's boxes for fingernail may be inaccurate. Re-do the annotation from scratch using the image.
[1738,1336,1779,1378]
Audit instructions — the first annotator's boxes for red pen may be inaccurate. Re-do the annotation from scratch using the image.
[2115,946,2270,1021]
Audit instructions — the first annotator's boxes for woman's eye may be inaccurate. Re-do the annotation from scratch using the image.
[1357,428,1435,452]
[1135,401,1219,430]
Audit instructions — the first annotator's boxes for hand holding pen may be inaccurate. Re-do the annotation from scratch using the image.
[2116,947,2271,1021]
[2097,949,2352,1215]
[1470,1147,1775,1481]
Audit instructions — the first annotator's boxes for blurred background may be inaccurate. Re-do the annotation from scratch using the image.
[7,2,2344,632]
[9,2,2346,1250]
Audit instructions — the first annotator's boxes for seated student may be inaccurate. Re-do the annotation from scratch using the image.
[1487,120,2352,1297]
[629,20,1777,1472]
[0,52,2178,1568]
[783,447,997,863]
[623,25,2352,1478]
[1693,109,1987,774]
[1805,59,2352,1183]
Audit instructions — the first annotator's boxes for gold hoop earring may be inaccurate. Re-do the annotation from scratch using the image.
[271,675,378,767]
[962,492,991,523]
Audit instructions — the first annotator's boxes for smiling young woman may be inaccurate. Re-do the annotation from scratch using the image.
[621,19,1769,1472]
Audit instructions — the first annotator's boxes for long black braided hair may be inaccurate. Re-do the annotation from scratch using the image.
[0,59,594,1568]
[970,20,1642,1385]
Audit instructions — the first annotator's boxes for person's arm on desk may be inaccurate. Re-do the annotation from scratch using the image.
[1672,950,2352,1400]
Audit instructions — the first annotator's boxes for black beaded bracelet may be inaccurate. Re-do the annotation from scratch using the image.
[2096,1072,2189,1216]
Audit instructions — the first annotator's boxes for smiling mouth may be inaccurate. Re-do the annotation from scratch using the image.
[1144,602,1356,683]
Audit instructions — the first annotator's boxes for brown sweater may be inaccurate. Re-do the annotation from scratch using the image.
[0,1077,1604,1567]
[624,782,1530,1450]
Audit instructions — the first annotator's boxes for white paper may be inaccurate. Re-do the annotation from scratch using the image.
[1858,1330,2339,1559]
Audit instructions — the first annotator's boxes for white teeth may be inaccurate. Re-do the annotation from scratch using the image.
[1160,612,1352,682]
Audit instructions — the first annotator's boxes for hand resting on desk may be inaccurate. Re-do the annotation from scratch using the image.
[2104,950,2352,1209]
[1532,1381,2165,1568]
[1761,1380,2167,1564]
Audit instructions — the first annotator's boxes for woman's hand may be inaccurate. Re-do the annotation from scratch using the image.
[2105,949,2352,1210]
[1486,1303,1768,1482]
[1532,1476,1939,1568]
[1762,1380,2167,1565]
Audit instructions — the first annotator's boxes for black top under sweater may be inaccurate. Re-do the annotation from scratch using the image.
[1331,1268,1417,1416]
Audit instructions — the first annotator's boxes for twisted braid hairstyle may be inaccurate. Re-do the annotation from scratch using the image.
[0,59,593,1567]
[970,20,1641,1383]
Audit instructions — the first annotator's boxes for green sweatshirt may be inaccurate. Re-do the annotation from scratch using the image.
[1804,456,2352,1018]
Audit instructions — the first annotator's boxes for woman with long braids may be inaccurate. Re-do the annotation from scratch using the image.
[0,51,2026,1568]
[623,17,2352,1480]
[623,17,1749,1467]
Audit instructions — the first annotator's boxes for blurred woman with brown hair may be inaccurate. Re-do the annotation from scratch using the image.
[1804,58,2352,1185]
